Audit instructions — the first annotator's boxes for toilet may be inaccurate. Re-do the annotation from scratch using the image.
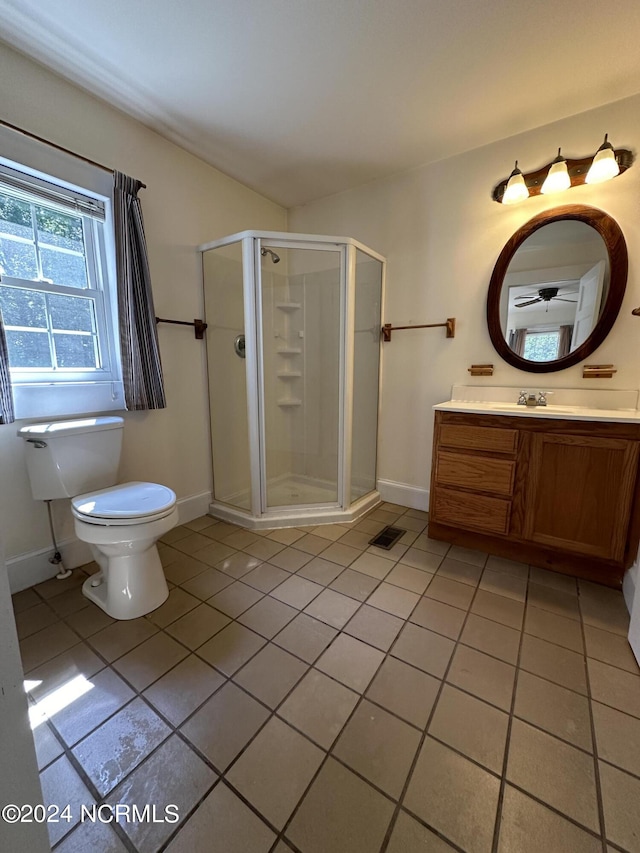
[18,416,177,620]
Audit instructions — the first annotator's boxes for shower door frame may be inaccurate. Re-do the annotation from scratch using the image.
[199,230,385,529]
[254,236,349,519]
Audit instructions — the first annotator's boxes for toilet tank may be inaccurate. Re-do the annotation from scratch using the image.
[18,416,124,500]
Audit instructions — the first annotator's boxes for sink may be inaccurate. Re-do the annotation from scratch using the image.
[483,402,578,414]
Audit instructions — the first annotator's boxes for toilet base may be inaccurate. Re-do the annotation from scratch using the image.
[82,546,169,620]
[75,505,177,620]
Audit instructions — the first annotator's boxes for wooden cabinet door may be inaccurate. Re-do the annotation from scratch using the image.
[523,433,639,561]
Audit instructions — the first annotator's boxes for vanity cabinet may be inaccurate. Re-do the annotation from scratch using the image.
[429,411,640,587]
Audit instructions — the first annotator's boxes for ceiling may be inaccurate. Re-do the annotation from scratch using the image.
[2,0,640,208]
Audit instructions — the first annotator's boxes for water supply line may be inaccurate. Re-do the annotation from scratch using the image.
[45,500,72,580]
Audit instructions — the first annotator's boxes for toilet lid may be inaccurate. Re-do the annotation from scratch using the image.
[71,481,176,520]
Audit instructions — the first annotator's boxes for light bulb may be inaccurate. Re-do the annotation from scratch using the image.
[541,149,570,194]
[586,134,620,184]
[502,161,529,204]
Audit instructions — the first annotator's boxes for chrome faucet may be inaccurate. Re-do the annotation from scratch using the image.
[516,390,550,407]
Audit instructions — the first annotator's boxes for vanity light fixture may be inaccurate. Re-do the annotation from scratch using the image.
[492,136,633,203]
[502,161,529,204]
[586,134,620,184]
[541,149,571,194]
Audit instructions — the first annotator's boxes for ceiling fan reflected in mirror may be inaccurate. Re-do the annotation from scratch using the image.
[515,286,578,308]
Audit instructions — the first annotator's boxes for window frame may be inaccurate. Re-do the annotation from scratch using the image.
[0,155,124,419]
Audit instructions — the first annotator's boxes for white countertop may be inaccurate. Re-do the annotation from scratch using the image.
[434,399,640,423]
[434,385,640,423]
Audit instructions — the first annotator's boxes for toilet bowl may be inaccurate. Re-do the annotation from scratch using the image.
[71,482,177,620]
[18,417,177,621]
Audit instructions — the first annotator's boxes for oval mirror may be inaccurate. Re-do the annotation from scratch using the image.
[487,205,627,372]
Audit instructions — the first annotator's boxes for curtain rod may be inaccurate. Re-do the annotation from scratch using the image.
[0,118,146,189]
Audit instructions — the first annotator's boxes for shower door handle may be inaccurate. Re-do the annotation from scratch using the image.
[234,334,246,358]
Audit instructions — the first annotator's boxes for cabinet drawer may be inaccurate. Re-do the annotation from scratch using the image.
[439,424,518,454]
[436,451,515,496]
[432,487,511,535]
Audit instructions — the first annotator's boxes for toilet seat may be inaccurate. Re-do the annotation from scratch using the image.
[71,481,177,526]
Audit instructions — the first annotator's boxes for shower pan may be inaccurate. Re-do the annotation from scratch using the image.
[199,231,385,529]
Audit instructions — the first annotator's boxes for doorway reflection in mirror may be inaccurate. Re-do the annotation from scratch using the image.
[500,221,608,363]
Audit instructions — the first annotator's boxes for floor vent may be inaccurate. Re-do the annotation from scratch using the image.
[369,525,405,550]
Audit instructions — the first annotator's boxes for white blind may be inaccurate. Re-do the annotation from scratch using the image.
[0,164,105,221]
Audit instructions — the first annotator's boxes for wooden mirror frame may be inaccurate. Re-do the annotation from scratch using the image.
[487,205,628,373]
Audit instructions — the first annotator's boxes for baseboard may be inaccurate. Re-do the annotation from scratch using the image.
[7,490,213,595]
[6,537,92,594]
[176,491,213,526]
[376,479,429,512]
[623,562,638,615]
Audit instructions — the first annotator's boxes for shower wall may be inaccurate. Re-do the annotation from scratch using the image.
[298,267,340,487]
[261,263,297,489]
[262,247,341,506]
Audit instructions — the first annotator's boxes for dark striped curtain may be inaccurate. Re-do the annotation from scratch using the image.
[113,172,166,410]
[558,324,573,358]
[0,308,15,424]
[508,328,527,357]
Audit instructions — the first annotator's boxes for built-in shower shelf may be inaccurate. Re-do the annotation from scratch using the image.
[277,371,302,378]
[277,398,303,407]
[277,347,302,354]
[276,302,302,311]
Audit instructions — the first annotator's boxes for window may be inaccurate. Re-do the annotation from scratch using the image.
[522,329,560,361]
[0,162,122,418]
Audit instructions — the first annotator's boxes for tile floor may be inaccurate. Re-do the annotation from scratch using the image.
[12,503,640,853]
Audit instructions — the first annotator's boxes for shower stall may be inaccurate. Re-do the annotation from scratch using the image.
[199,231,385,528]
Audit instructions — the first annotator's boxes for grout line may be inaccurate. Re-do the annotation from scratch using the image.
[40,710,136,853]
[378,552,491,853]
[25,562,640,742]
[163,628,391,849]
[490,563,530,853]
[39,573,640,853]
[178,515,424,848]
[154,778,221,853]
[17,513,638,853]
[577,588,609,853]
[272,627,395,849]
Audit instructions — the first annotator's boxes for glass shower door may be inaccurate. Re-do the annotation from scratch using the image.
[258,242,344,510]
[351,249,383,499]
[202,242,252,511]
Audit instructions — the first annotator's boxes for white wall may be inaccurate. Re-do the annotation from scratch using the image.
[0,43,286,590]
[290,94,640,507]
[3,42,640,589]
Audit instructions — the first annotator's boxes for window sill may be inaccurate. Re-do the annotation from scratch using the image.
[11,380,125,421]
